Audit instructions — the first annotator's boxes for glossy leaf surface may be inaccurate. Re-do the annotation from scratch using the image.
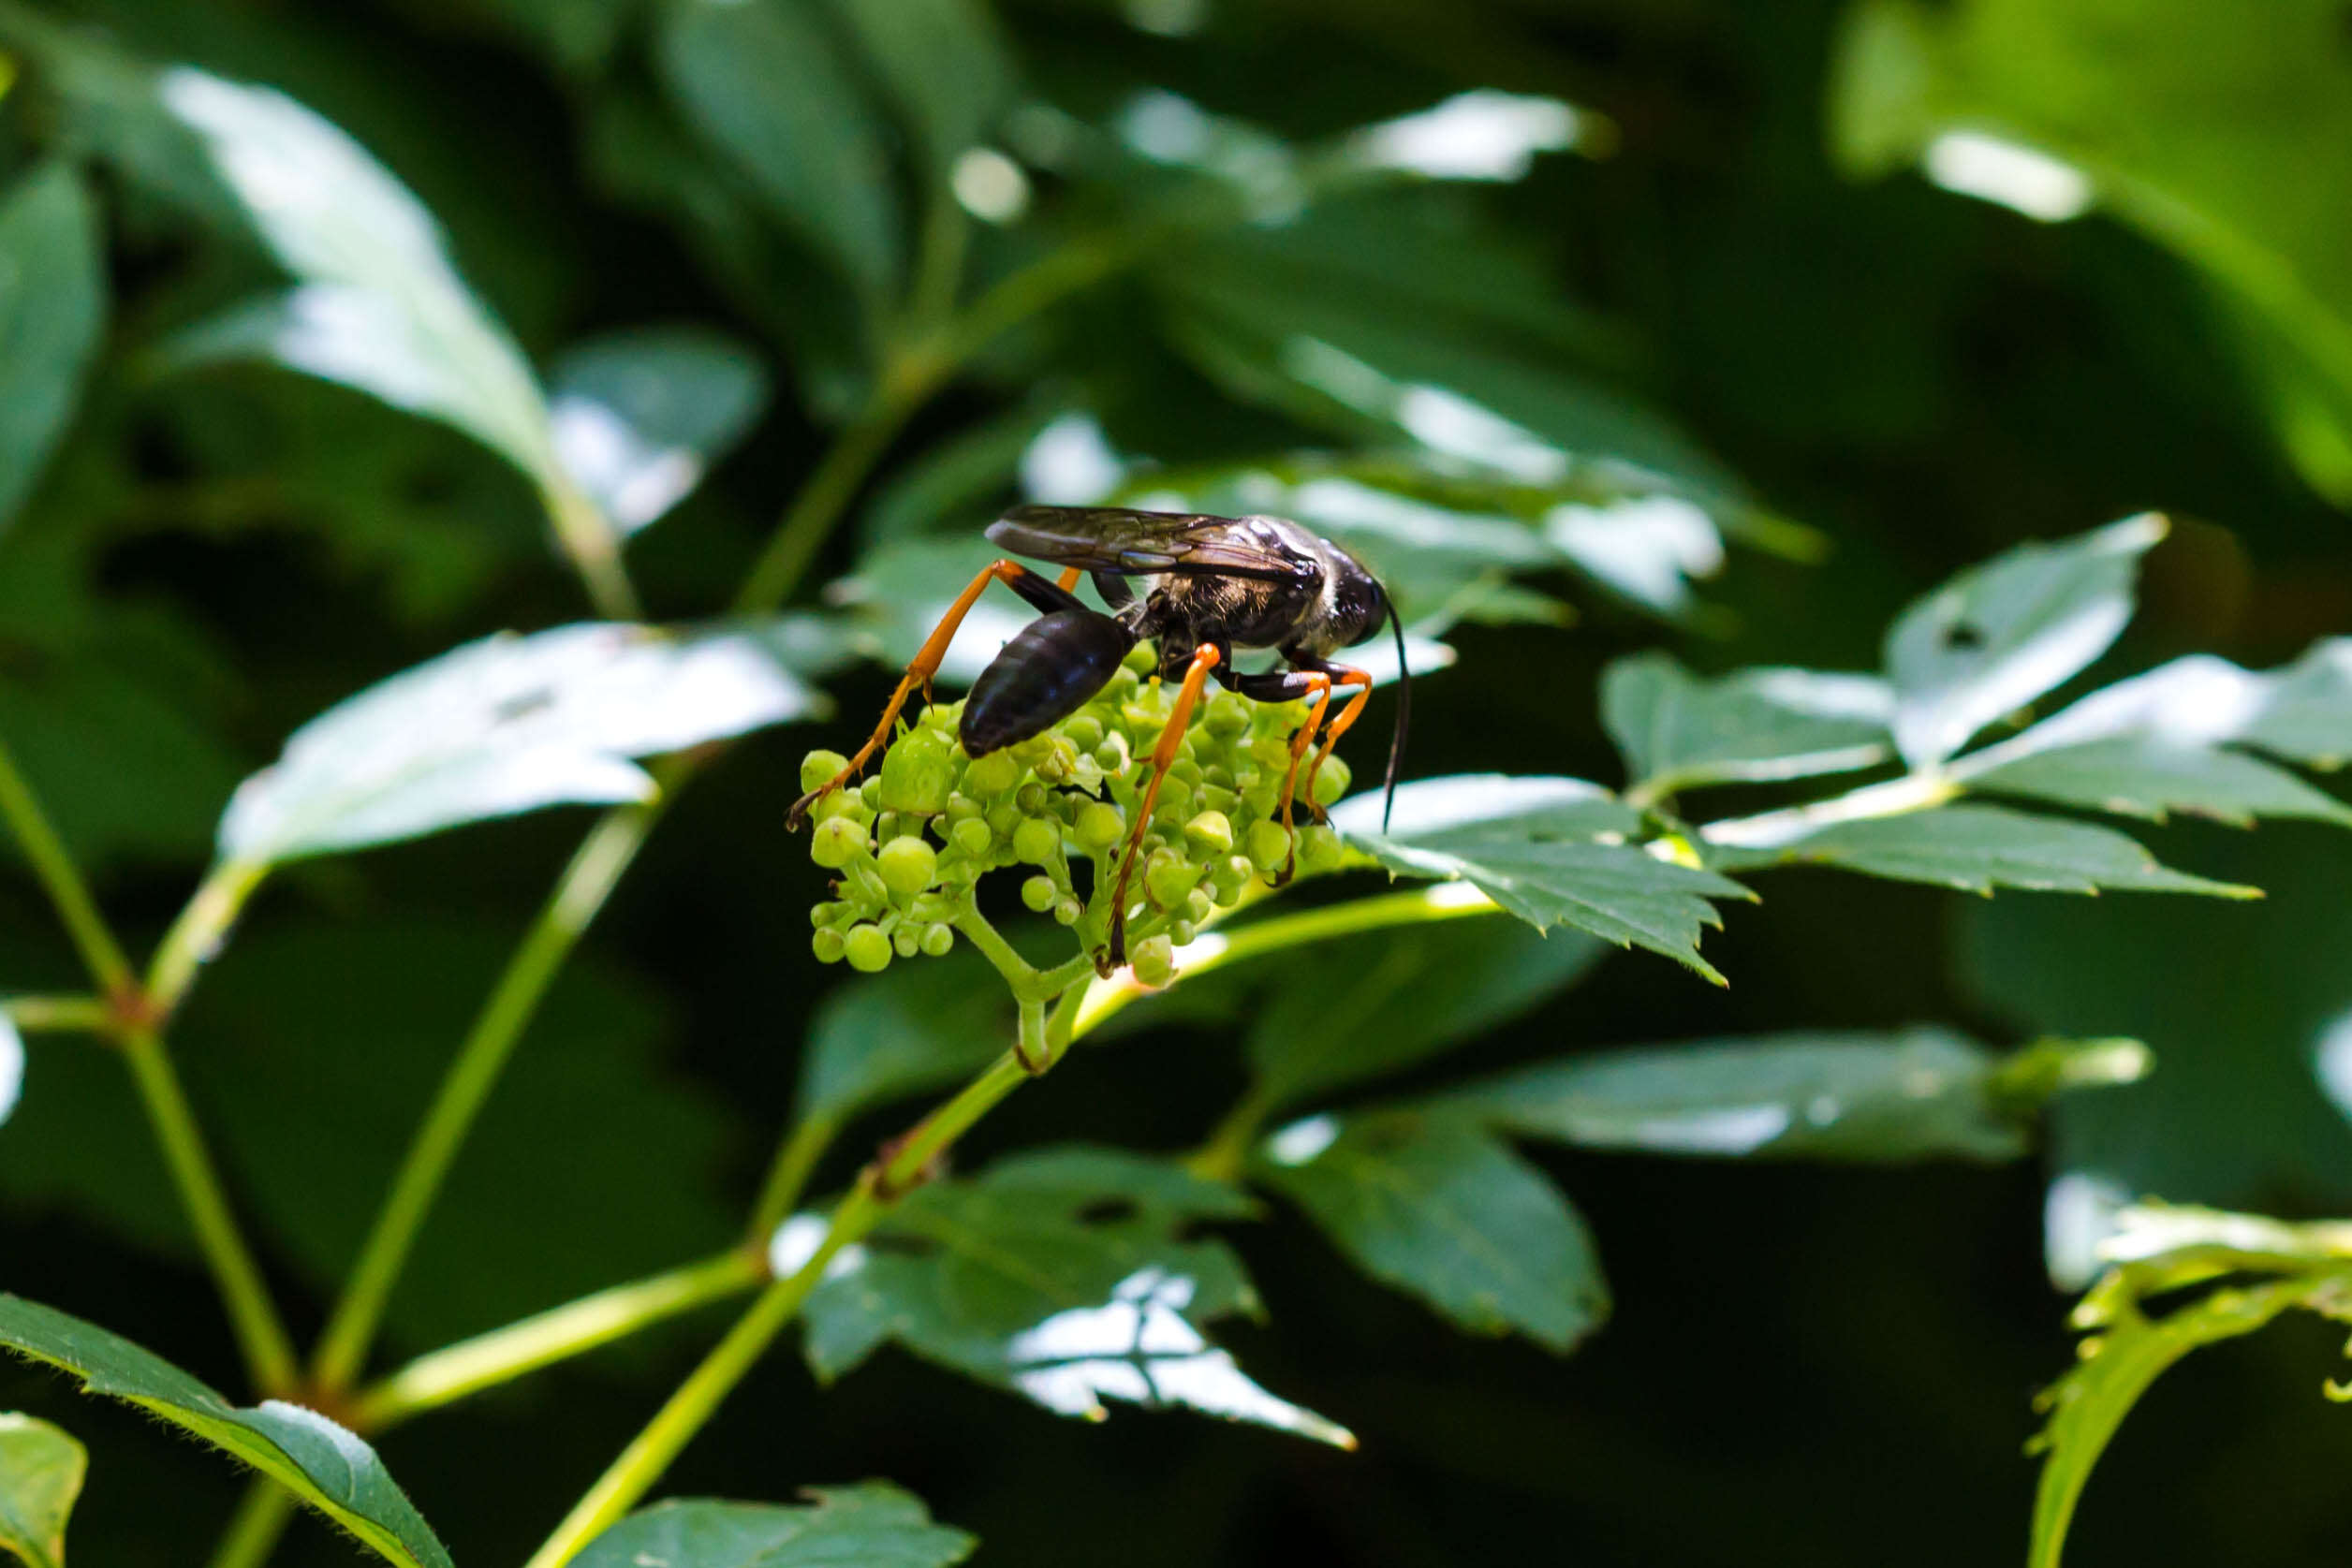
[803,1149,1351,1446]
[0,1297,449,1568]
[219,623,821,862]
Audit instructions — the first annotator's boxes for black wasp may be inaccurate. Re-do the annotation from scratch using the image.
[788,504,1410,969]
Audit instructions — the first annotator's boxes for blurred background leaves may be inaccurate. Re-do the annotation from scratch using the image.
[2,0,2351,1564]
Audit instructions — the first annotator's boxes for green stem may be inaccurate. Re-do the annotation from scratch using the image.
[526,1049,1035,1564]
[145,857,270,1020]
[310,800,659,1392]
[542,479,643,623]
[733,389,927,618]
[746,1113,840,1244]
[2,994,110,1033]
[206,1480,297,1568]
[356,1248,767,1431]
[1068,882,1502,1040]
[1186,1081,1283,1182]
[950,905,1037,989]
[121,1025,301,1394]
[0,729,134,998]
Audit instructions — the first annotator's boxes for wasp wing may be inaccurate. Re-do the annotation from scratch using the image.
[988,505,1317,584]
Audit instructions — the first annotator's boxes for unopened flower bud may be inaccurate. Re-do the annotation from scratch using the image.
[812,928,847,963]
[1183,810,1234,857]
[963,749,1021,798]
[1012,817,1059,865]
[950,817,992,857]
[1021,875,1057,912]
[1247,819,1293,872]
[799,749,851,795]
[1076,801,1126,853]
[810,815,867,870]
[844,924,892,973]
[876,835,938,900]
[1130,934,1175,986]
[878,727,957,815]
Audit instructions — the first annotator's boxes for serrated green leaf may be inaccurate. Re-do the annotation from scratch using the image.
[1331,775,1751,982]
[549,327,771,537]
[1883,516,2165,769]
[1253,1110,1607,1351]
[1240,918,1607,1113]
[0,164,104,536]
[575,1484,976,1568]
[796,952,1012,1128]
[1439,1026,2141,1161]
[656,0,902,298]
[2028,1272,2345,1568]
[219,622,824,863]
[825,0,1013,173]
[0,1413,83,1568]
[1712,803,2252,897]
[802,1148,1349,1445]
[0,1297,449,1568]
[1602,652,1894,796]
[1969,738,2352,827]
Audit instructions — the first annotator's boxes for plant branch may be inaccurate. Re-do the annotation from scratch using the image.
[746,1112,840,1245]
[120,1023,301,1393]
[2,994,110,1033]
[145,857,270,1020]
[355,1248,767,1431]
[207,1481,297,1568]
[733,388,928,618]
[310,799,660,1393]
[0,729,135,999]
[542,478,643,623]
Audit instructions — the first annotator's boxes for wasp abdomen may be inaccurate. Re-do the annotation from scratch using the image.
[960,609,1137,756]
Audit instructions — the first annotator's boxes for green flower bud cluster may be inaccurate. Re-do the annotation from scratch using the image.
[802,643,1353,974]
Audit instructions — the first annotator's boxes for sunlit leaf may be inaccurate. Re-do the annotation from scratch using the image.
[1254,1110,1608,1351]
[2240,640,2352,769]
[1969,739,2352,828]
[1602,653,1894,796]
[117,67,574,508]
[549,327,771,536]
[2028,1270,2347,1568]
[574,1484,975,1568]
[0,164,104,536]
[1883,516,2165,769]
[1441,1028,2147,1161]
[0,1413,82,1568]
[796,952,1010,1128]
[1710,803,2253,897]
[826,0,1013,173]
[1332,775,1753,983]
[656,0,901,298]
[802,1149,1352,1446]
[218,622,823,863]
[0,1297,449,1568]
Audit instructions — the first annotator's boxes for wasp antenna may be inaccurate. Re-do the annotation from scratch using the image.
[1382,593,1409,832]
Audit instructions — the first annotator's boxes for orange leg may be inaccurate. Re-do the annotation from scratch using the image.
[786,559,1039,828]
[1261,674,1333,887]
[1056,565,1083,592]
[1301,667,1374,815]
[1104,643,1222,972]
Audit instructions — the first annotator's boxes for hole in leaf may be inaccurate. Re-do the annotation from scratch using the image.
[1941,619,1987,652]
[1074,1196,1141,1226]
[865,1232,941,1258]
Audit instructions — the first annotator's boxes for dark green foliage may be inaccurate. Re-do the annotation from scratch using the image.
[2,1,2351,1565]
